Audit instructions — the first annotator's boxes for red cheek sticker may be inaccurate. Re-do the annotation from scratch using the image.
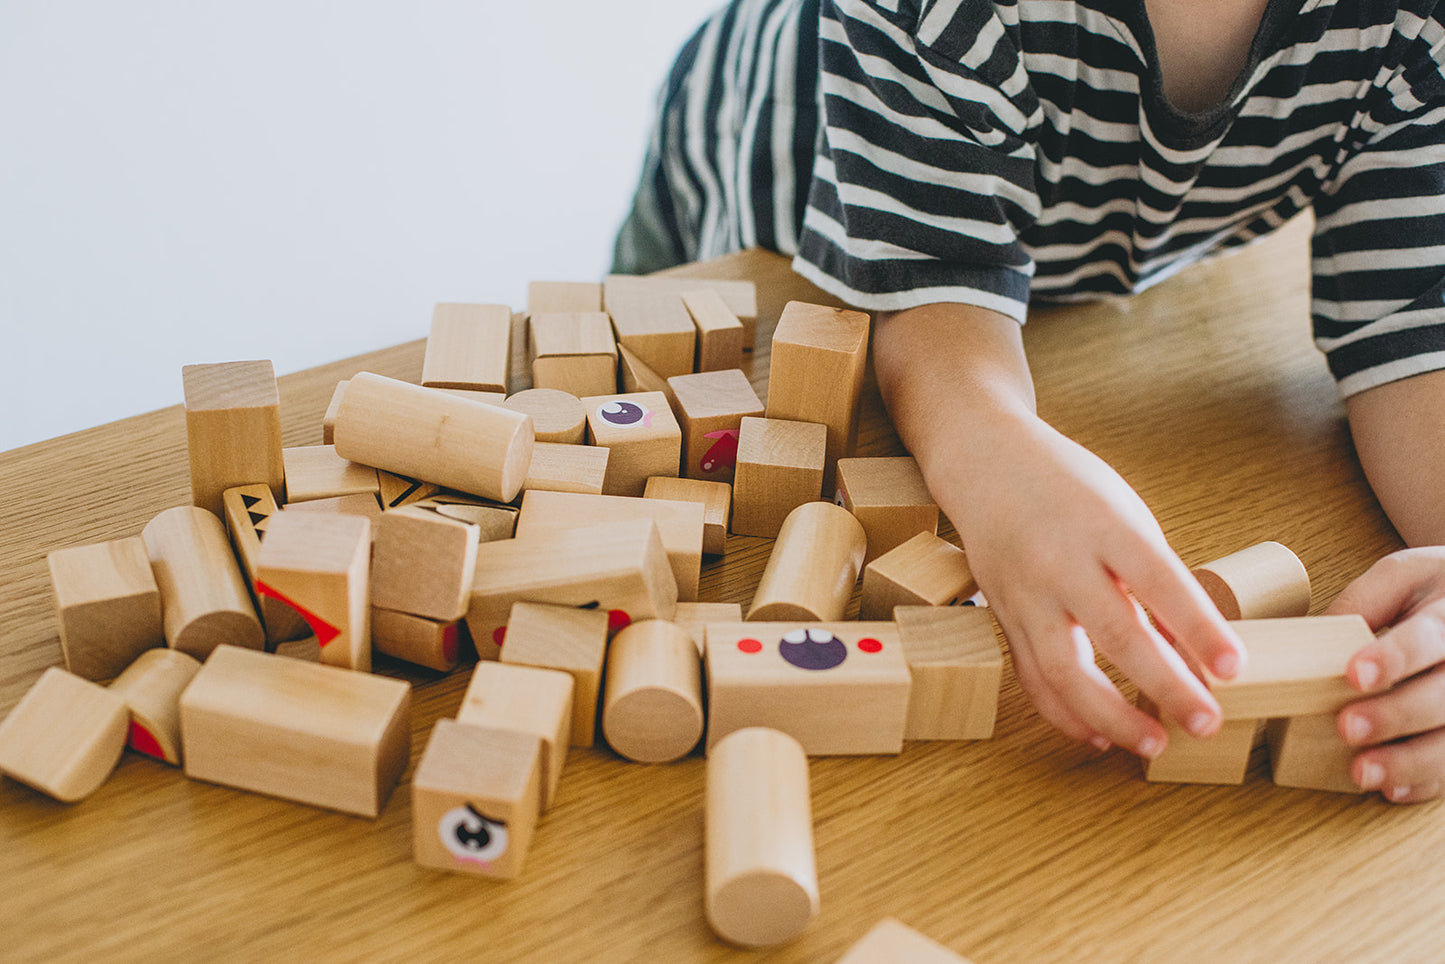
[738,638,762,654]
[857,638,883,653]
[607,609,632,633]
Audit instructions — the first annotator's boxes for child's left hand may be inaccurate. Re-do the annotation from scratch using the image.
[1326,547,1445,803]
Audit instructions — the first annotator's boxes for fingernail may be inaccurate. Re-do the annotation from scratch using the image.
[1358,761,1385,790]
[1213,651,1239,678]
[1355,658,1380,691]
[1089,735,1112,752]
[1343,712,1372,744]
[1138,735,1164,759]
[1388,785,1411,802]
[1186,712,1214,738]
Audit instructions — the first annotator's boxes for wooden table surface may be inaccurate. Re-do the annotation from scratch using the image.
[2,214,1439,963]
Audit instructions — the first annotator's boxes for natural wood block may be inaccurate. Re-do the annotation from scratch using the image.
[602,276,697,378]
[1193,541,1311,620]
[273,636,322,663]
[183,359,286,516]
[143,506,264,659]
[377,471,443,510]
[333,371,534,503]
[609,275,759,352]
[894,606,1004,740]
[1267,713,1364,794]
[582,391,682,497]
[528,280,603,314]
[436,388,507,406]
[322,379,348,445]
[371,504,479,621]
[529,312,618,398]
[749,502,866,622]
[617,342,672,397]
[1141,690,1260,785]
[457,661,574,810]
[282,492,383,524]
[859,532,977,621]
[681,288,746,372]
[412,719,542,879]
[0,667,128,802]
[109,648,202,765]
[836,918,974,963]
[221,484,310,647]
[522,442,610,496]
[667,368,763,485]
[409,493,518,542]
[371,608,462,673]
[731,417,827,537]
[705,622,911,755]
[706,727,818,948]
[282,444,380,504]
[644,476,732,555]
[255,509,372,672]
[603,620,704,763]
[499,601,611,747]
[835,457,939,564]
[180,646,411,817]
[672,601,743,656]
[47,536,163,680]
[1211,615,1375,719]
[422,303,512,394]
[501,388,587,445]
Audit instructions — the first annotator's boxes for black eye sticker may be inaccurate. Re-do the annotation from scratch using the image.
[438,803,509,866]
[597,400,651,428]
[778,628,847,671]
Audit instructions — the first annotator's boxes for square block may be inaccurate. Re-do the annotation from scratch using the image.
[370,504,480,621]
[835,457,939,564]
[644,476,732,555]
[582,391,682,497]
[255,509,372,672]
[1211,615,1375,719]
[731,417,826,537]
[894,606,1003,740]
[499,602,611,747]
[412,720,543,879]
[282,445,381,504]
[422,303,512,393]
[859,532,976,621]
[457,661,575,810]
[602,276,697,378]
[183,359,286,516]
[529,312,618,398]
[667,368,763,486]
[704,622,911,755]
[528,280,603,314]
[523,442,610,497]
[837,918,975,964]
[47,537,163,680]
[671,601,743,655]
[0,667,128,802]
[371,608,462,673]
[1143,712,1261,785]
[1267,713,1364,794]
[681,288,746,372]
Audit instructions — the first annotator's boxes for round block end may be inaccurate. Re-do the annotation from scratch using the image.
[707,869,819,948]
[604,686,704,763]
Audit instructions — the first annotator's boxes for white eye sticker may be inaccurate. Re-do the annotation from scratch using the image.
[438,803,510,866]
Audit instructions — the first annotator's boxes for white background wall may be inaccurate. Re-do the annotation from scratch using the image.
[0,1,721,451]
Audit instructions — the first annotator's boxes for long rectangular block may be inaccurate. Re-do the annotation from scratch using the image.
[1267,713,1364,794]
[1141,695,1260,786]
[681,288,746,372]
[457,661,574,810]
[609,275,758,351]
[1211,615,1375,719]
[499,602,610,747]
[282,444,381,503]
[422,303,513,394]
[528,280,603,314]
[602,276,697,378]
[183,360,287,516]
[644,476,731,555]
[894,606,1003,740]
[47,537,163,680]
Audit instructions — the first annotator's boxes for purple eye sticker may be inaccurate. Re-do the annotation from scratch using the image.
[598,400,652,429]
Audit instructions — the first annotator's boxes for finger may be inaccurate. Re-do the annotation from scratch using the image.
[1339,665,1445,746]
[1352,727,1445,801]
[1346,605,1445,693]
[990,601,1109,748]
[1325,548,1445,630]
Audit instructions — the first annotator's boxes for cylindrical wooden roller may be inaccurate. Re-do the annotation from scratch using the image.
[502,388,587,445]
[109,648,202,765]
[748,501,866,622]
[706,727,819,948]
[142,506,264,658]
[1192,541,1310,620]
[602,619,703,763]
[334,371,535,503]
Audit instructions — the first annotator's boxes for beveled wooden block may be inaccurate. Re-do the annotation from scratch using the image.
[255,509,372,672]
[47,537,163,680]
[522,442,610,497]
[1211,615,1375,719]
[183,359,286,516]
[529,312,618,398]
[0,667,128,802]
[422,303,512,394]
[836,918,975,963]
[143,506,264,659]
[109,648,203,765]
[667,368,763,486]
[894,606,1004,740]
[731,417,827,538]
[603,619,704,763]
[859,532,977,621]
[602,276,697,378]
[681,288,746,372]
[499,602,611,747]
[582,391,682,497]
[371,608,463,673]
[671,601,743,656]
[528,280,603,314]
[282,444,381,504]
[1267,713,1364,794]
[1193,541,1311,620]
[644,476,732,555]
[457,661,574,810]
[501,388,587,445]
[749,502,866,622]
[835,456,938,564]
[371,504,480,621]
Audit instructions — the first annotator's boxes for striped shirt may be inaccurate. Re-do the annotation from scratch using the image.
[614,0,1445,397]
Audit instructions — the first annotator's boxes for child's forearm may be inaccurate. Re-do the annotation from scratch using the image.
[1344,370,1445,547]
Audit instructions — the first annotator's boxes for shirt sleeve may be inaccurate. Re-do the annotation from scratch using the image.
[792,0,1043,320]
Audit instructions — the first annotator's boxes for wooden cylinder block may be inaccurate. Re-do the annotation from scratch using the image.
[1192,541,1311,620]
[142,506,264,658]
[748,501,866,622]
[706,727,818,947]
[333,372,535,503]
[502,388,587,445]
[602,620,704,763]
[109,648,203,765]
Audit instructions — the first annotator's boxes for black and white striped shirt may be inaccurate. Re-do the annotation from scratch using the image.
[615,0,1445,397]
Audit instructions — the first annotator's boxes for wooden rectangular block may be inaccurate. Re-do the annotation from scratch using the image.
[109,648,203,765]
[422,303,512,393]
[371,504,480,621]
[681,288,745,372]
[529,312,618,398]
[180,645,411,816]
[609,275,758,351]
[704,622,911,755]
[282,492,384,524]
[667,369,763,486]
[1211,615,1375,719]
[617,342,673,398]
[894,606,1003,740]
[602,276,698,378]
[282,444,381,503]
[0,667,128,802]
[522,442,610,497]
[644,476,731,555]
[671,601,743,655]
[528,280,602,314]
[322,379,348,445]
[1267,713,1364,794]
[183,360,287,516]
[47,537,163,680]
[1142,707,1260,785]
[458,661,575,809]
[499,602,611,746]
[860,532,977,621]
[731,417,827,537]
[371,608,462,673]
[582,391,682,497]
[255,510,372,672]
[408,493,518,542]
[836,918,975,964]
[835,457,939,564]
[412,719,542,879]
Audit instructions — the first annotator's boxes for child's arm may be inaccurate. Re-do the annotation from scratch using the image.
[873,302,1246,757]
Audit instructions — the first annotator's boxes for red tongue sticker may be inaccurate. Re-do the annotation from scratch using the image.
[607,609,632,633]
[443,624,460,663]
[492,625,507,648]
[255,580,341,646]
[128,721,165,760]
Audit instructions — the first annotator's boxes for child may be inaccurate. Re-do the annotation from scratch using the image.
[615,0,1445,802]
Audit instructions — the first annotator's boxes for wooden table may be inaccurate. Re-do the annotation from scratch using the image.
[2,215,1438,963]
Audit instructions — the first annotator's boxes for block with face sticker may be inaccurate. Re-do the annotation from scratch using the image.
[582,391,682,497]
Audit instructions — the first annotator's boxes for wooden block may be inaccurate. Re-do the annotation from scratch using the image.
[108,648,202,765]
[143,506,264,658]
[609,274,759,352]
[671,601,743,656]
[377,471,443,510]
[436,388,507,405]
[412,719,542,879]
[282,492,383,524]
[836,918,974,964]
[895,606,1003,740]
[602,276,697,378]
[371,504,479,621]
[644,476,731,555]
[371,608,463,673]
[47,537,163,680]
[220,484,310,647]
[457,661,574,810]
[273,636,321,662]
[706,727,818,948]
[1140,690,1260,785]
[667,368,763,485]
[255,509,372,672]
[516,490,704,602]
[422,303,512,393]
[282,444,381,504]
[705,622,911,755]
[528,280,602,314]
[859,532,977,621]
[616,342,673,398]
[749,502,866,622]
[1267,713,1364,794]
[603,620,704,763]
[322,379,348,445]
[764,302,871,492]
[499,601,611,746]
[0,667,128,802]
[681,288,745,372]
[731,417,827,537]
[501,388,587,445]
[529,312,618,398]
[1211,615,1374,719]
[1193,541,1311,619]
[333,372,534,503]
[582,391,682,497]
[183,359,286,516]
[410,493,519,542]
[522,442,610,496]
[835,457,938,564]
[180,646,411,816]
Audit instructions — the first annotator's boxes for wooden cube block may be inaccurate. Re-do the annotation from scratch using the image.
[644,476,731,556]
[499,601,611,746]
[859,532,977,621]
[412,719,542,879]
[528,280,602,314]
[1141,691,1260,785]
[836,918,974,964]
[1193,541,1311,620]
[371,504,480,621]
[602,276,697,378]
[457,661,574,810]
[894,606,1004,740]
[322,379,348,445]
[681,288,746,372]
[255,509,372,672]
[522,441,610,496]
[371,608,463,673]
[1211,615,1374,719]
[1267,713,1364,794]
[610,275,759,352]
[143,506,264,658]
[602,619,704,763]
[47,537,163,680]
[180,645,411,816]
[109,648,203,765]
[282,445,381,504]
[671,601,743,656]
[0,667,128,802]
[422,303,512,394]
[183,359,286,516]
[617,342,672,397]
[835,457,938,564]
[501,388,587,445]
[749,502,867,622]
[582,391,682,497]
[705,622,911,755]
[529,312,618,398]
[667,368,763,486]
[731,417,827,537]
